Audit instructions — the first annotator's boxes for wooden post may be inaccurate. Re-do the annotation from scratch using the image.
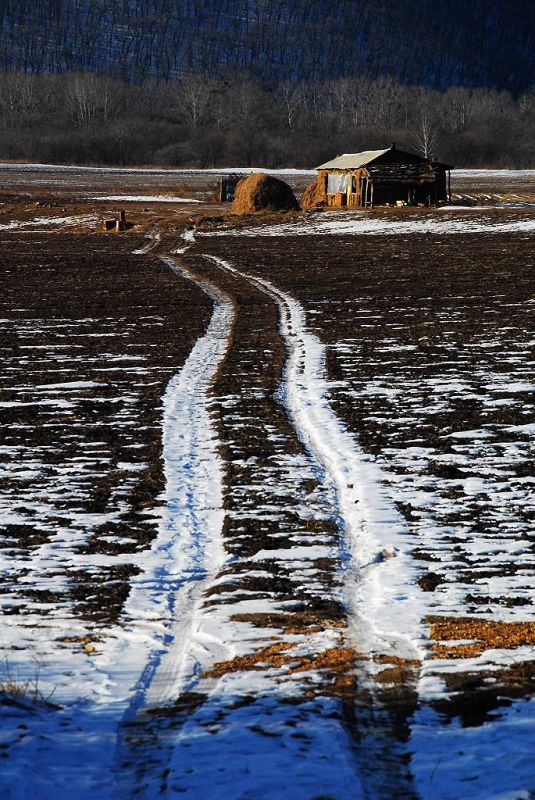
[448,170,451,203]
[370,182,374,208]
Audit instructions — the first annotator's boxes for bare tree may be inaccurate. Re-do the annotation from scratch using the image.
[0,66,532,169]
[412,110,440,159]
[442,86,472,133]
[65,73,121,129]
[173,75,215,129]
[0,72,38,130]
[226,79,266,131]
[278,80,303,129]
[367,75,401,129]
[349,76,373,127]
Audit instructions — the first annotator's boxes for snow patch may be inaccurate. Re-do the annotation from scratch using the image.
[207,214,535,238]
[91,195,201,203]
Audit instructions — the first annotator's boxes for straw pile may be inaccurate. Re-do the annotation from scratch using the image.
[300,175,327,209]
[231,173,300,214]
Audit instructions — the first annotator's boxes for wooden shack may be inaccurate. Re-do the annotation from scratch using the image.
[316,145,452,208]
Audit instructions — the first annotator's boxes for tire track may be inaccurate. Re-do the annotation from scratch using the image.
[201,252,424,798]
[114,249,236,794]
[116,236,366,798]
[119,231,421,798]
[202,254,424,663]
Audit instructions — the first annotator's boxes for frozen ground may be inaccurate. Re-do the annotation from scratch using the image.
[208,210,535,237]
[0,214,98,230]
[197,200,535,798]
[0,162,314,175]
[1,167,534,798]
[0,163,314,202]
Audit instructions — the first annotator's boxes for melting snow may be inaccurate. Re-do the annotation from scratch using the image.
[91,195,202,203]
[208,214,535,237]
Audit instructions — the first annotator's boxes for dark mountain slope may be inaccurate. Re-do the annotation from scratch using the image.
[0,0,533,91]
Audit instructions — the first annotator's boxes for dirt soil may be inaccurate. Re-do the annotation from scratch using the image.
[1,166,534,790]
[0,232,211,623]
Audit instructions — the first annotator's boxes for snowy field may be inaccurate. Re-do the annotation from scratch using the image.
[198,203,535,798]
[0,162,531,204]
[0,166,534,798]
[208,210,535,237]
[0,162,315,203]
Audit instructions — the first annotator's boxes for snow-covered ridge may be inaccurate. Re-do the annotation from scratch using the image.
[0,162,533,179]
[453,169,535,178]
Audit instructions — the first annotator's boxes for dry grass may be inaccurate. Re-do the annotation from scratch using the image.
[373,654,421,684]
[204,641,355,678]
[427,616,535,659]
[0,656,59,709]
[203,641,357,702]
[289,646,355,674]
[204,642,296,678]
[58,635,101,655]
[300,175,326,209]
[231,611,346,635]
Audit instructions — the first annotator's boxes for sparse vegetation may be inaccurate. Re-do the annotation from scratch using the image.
[0,656,59,710]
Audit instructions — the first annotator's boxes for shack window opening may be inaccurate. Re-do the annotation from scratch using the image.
[327,173,348,194]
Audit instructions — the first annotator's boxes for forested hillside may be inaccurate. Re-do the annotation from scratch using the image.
[1,0,534,91]
[0,1,533,167]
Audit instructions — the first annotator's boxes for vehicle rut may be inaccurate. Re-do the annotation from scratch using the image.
[114,248,236,796]
[119,230,420,799]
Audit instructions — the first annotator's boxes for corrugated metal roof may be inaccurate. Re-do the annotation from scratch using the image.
[316,149,391,170]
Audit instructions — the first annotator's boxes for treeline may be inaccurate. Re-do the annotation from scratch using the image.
[0,72,533,168]
[0,0,534,93]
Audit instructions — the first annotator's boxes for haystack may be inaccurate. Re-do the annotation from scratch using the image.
[300,175,326,209]
[231,173,300,214]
